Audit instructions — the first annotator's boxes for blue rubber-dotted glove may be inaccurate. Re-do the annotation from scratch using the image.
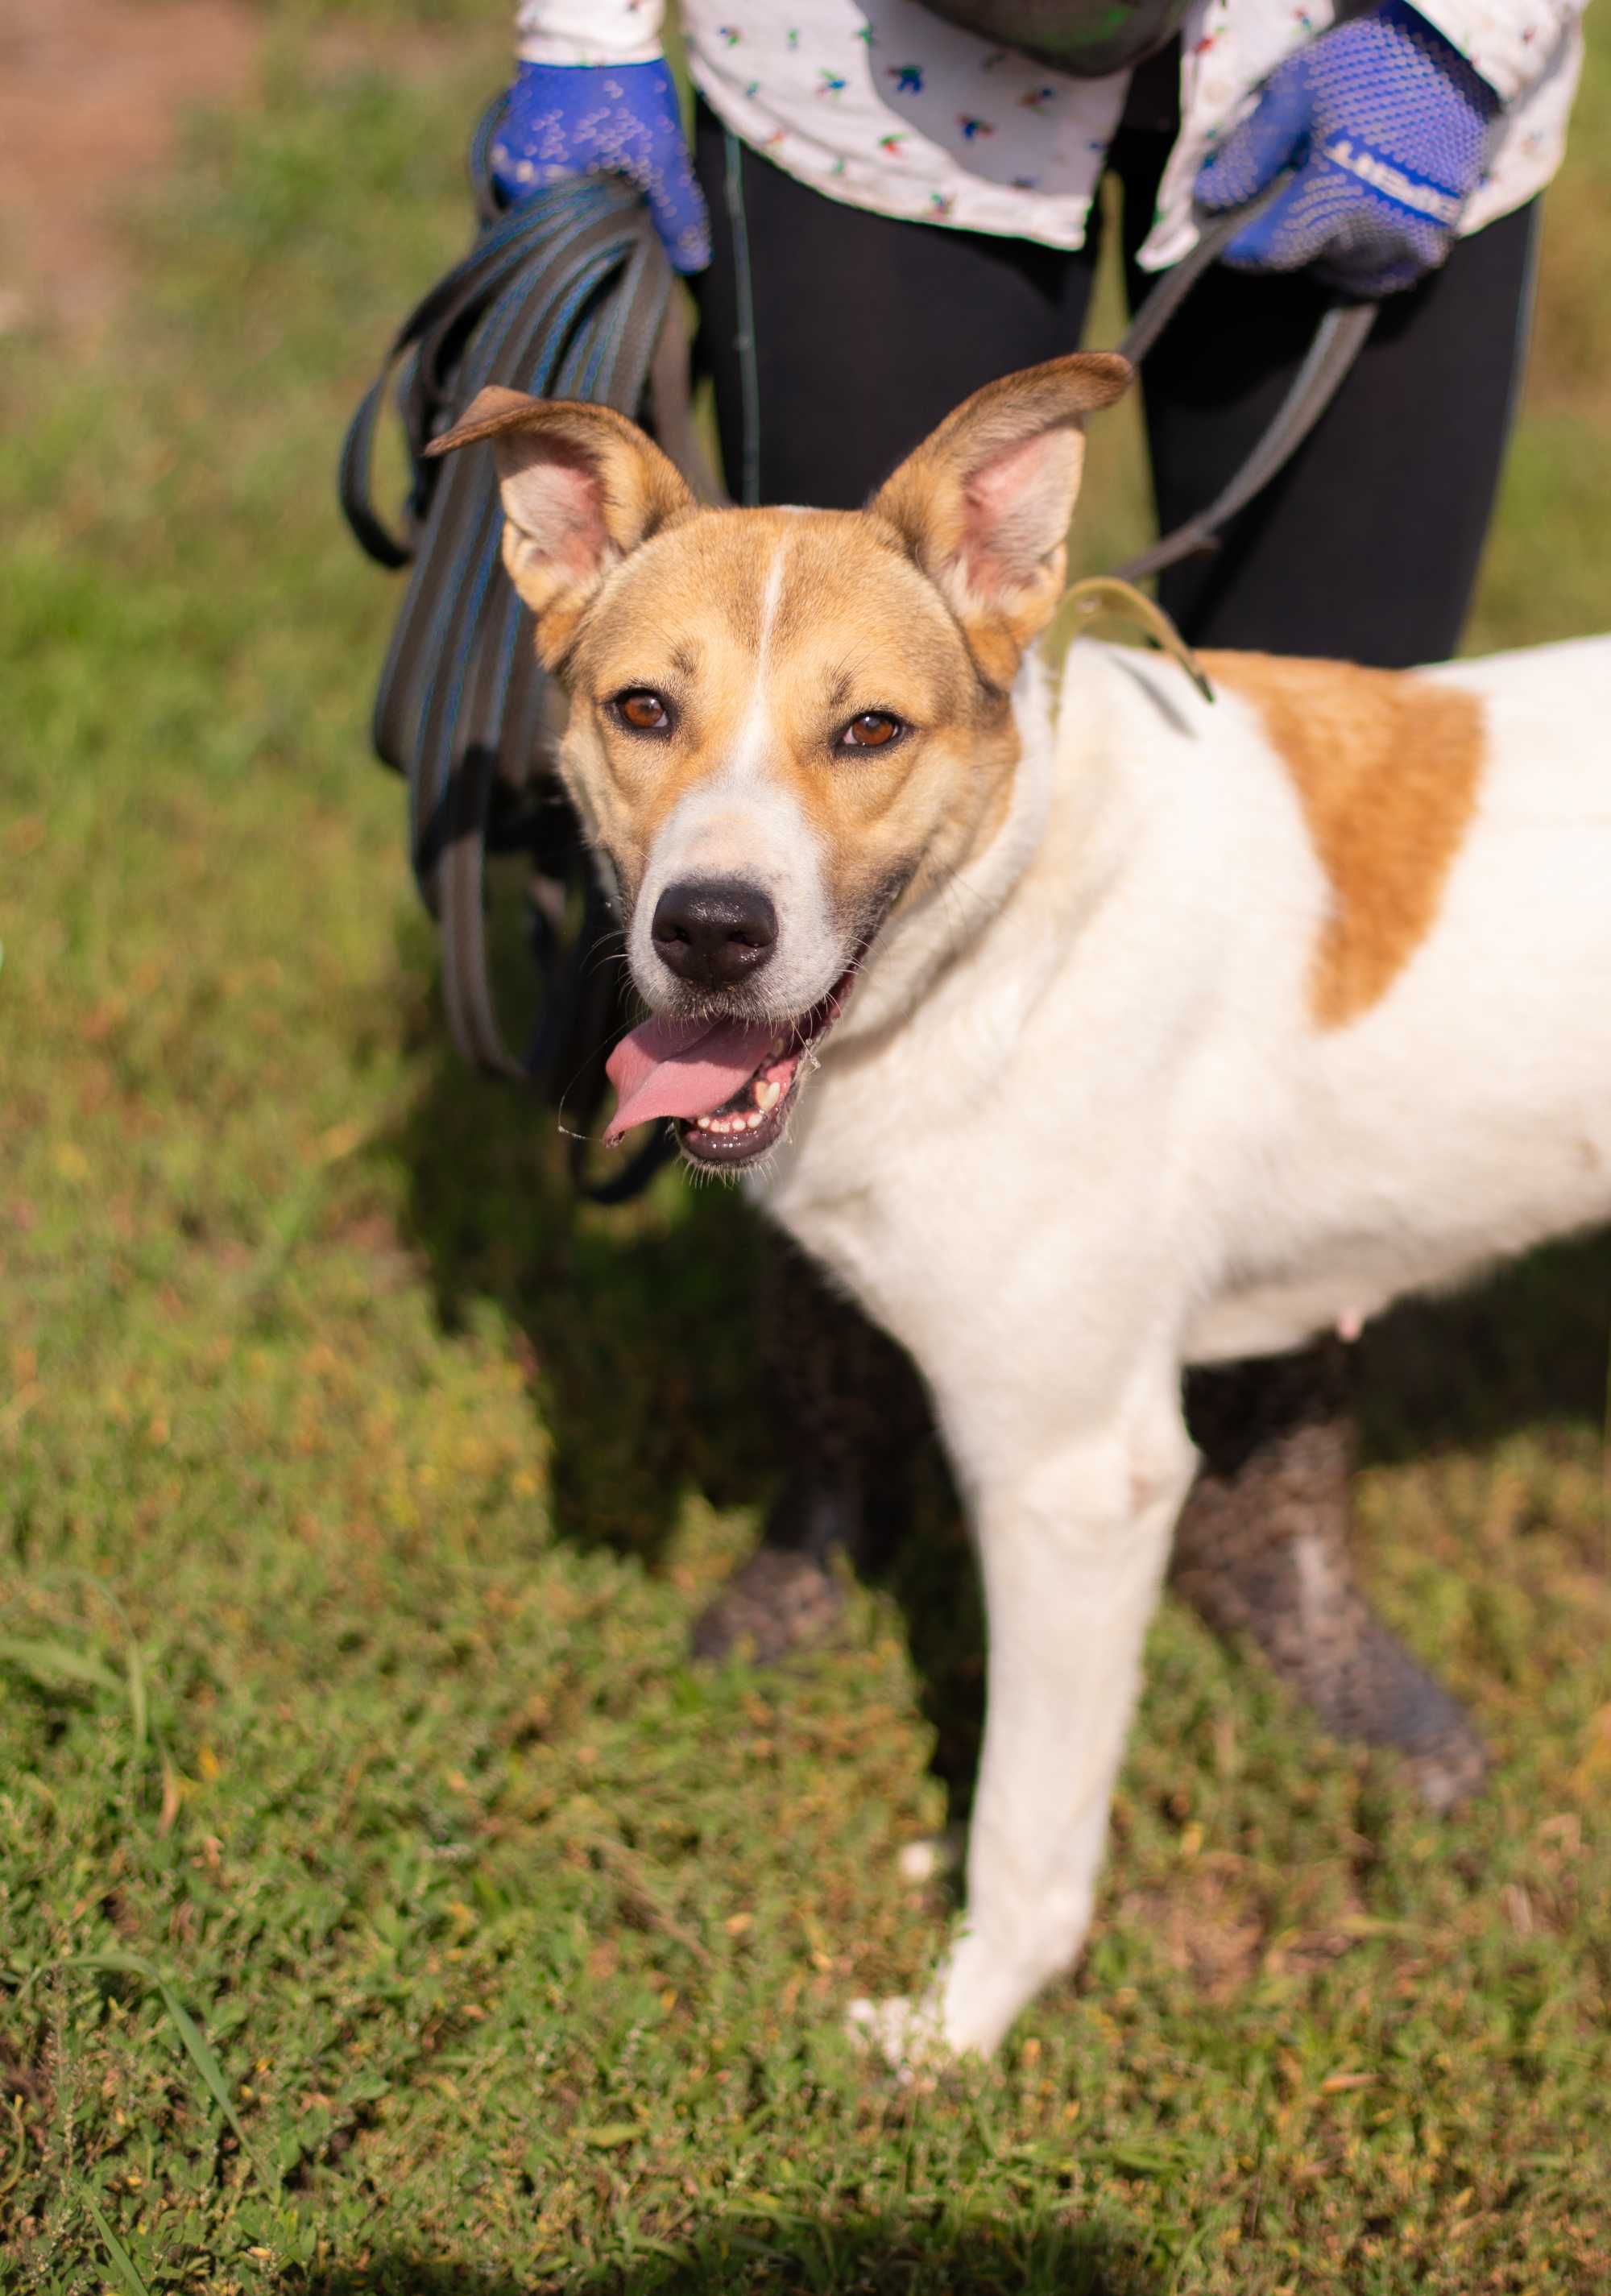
[1195,1,1500,296]
[491,58,711,275]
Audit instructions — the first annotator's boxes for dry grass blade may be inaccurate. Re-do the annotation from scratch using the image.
[586,1832,713,1967]
[123,1637,150,1758]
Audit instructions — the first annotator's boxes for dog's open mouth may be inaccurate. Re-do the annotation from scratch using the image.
[603,963,859,1170]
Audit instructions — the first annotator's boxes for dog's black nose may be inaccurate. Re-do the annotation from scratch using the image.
[651,879,777,988]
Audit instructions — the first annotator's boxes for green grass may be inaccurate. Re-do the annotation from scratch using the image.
[3,17,1611,2294]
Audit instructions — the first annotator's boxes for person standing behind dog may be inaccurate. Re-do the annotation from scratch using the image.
[493,0,1584,666]
[481,0,1585,1714]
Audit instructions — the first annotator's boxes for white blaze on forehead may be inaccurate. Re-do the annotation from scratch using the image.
[728,535,789,784]
[630,530,844,1015]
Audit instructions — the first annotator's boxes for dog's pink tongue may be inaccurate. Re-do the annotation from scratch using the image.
[604,1014,775,1142]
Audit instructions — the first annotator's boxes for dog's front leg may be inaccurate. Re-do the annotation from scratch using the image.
[851,1392,1196,2066]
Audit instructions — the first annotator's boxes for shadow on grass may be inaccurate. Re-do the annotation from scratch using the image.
[1357,1230,1611,1474]
[276,2211,1160,2296]
[392,965,772,1566]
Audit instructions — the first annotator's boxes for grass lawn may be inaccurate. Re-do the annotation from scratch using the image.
[2,7,1610,2290]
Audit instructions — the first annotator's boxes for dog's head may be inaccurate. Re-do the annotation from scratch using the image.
[429,354,1130,1169]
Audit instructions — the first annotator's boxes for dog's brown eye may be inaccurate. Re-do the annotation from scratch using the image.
[842,712,902,750]
[615,689,671,731]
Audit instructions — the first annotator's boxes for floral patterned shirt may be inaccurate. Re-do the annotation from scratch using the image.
[514,0,1584,265]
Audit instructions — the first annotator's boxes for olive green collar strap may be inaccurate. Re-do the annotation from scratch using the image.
[1064,576,1216,705]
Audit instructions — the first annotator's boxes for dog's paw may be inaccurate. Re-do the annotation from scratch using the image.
[844,1992,951,2080]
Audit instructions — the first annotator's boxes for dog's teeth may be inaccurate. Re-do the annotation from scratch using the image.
[746,1111,764,1130]
[754,1078,781,1112]
[696,1115,714,1131]
[768,1035,786,1057]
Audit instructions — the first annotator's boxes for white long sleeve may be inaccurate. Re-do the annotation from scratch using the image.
[1410,0,1585,101]
[514,1,665,67]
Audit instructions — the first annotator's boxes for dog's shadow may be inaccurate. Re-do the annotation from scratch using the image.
[1354,1229,1611,1471]
[274,2212,1158,2295]
[393,982,772,1565]
[393,989,1611,1808]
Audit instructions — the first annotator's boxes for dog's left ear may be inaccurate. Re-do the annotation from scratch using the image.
[426,387,694,667]
[871,354,1133,686]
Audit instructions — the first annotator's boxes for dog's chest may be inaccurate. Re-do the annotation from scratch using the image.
[762,1036,996,1317]
[753,927,1105,1367]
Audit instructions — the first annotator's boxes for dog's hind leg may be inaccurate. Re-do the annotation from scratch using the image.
[690,1234,926,1663]
[1175,1341,1487,1812]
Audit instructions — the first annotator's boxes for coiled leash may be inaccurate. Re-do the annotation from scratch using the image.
[341,130,1374,1199]
[340,106,691,1202]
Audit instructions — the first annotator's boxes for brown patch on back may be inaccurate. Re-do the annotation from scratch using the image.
[1203,652,1486,1028]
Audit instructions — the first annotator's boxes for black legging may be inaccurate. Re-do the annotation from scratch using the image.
[691,97,1537,669]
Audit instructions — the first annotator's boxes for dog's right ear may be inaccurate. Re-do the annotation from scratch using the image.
[870,354,1132,688]
[426,387,694,666]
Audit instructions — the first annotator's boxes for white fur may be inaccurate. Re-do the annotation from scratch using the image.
[729,627,1611,2063]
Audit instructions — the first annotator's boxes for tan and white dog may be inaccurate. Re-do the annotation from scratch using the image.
[430,355,1611,2063]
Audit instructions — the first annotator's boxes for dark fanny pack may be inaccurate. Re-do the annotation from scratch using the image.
[919,0,1194,78]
